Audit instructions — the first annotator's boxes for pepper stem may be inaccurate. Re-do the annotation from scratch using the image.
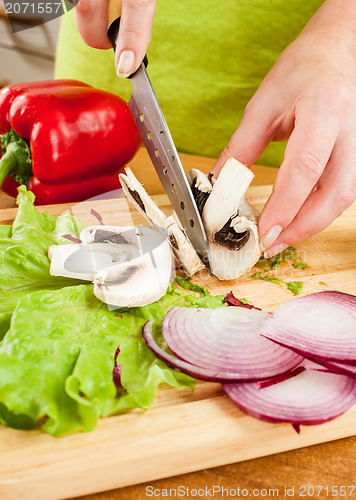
[0,129,32,187]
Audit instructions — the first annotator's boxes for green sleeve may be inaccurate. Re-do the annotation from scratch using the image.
[55,0,323,166]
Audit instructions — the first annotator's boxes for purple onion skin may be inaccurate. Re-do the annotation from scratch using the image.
[263,337,356,368]
[113,347,124,390]
[62,234,82,244]
[258,366,306,388]
[142,321,301,383]
[113,364,123,390]
[222,388,355,427]
[90,209,105,225]
[224,291,262,310]
[223,364,356,427]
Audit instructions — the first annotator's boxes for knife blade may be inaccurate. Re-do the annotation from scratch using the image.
[107,0,211,269]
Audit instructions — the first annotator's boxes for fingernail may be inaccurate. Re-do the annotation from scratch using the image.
[116,50,135,78]
[264,243,289,259]
[260,224,283,251]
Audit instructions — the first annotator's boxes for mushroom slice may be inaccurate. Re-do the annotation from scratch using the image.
[80,225,145,261]
[49,225,173,307]
[93,227,172,307]
[187,168,213,216]
[189,157,261,280]
[49,226,150,280]
[49,243,117,281]
[163,214,204,275]
[119,168,166,226]
[120,168,204,276]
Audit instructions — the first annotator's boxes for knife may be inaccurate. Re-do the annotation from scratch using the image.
[107,0,211,270]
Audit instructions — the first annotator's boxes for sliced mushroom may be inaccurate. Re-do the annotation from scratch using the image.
[119,159,261,281]
[163,214,204,275]
[49,225,172,307]
[119,168,167,227]
[188,168,213,216]
[119,168,204,276]
[93,232,172,307]
[49,243,117,281]
[188,157,261,280]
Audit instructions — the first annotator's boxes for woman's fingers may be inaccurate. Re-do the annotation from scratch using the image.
[258,102,340,254]
[74,0,112,49]
[115,0,156,77]
[74,0,156,77]
[264,135,356,255]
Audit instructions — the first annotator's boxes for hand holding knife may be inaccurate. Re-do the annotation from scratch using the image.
[107,0,211,270]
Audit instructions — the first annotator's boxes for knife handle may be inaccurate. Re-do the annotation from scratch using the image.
[107,0,148,76]
[107,0,122,49]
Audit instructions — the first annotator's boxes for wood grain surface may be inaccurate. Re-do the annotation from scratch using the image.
[1,151,356,500]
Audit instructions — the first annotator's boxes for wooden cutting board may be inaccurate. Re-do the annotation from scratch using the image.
[0,185,356,500]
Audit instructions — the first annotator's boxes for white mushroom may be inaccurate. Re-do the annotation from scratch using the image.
[118,159,261,282]
[49,243,117,281]
[188,157,261,280]
[93,230,172,308]
[119,168,204,276]
[119,168,167,227]
[163,214,204,275]
[49,225,172,307]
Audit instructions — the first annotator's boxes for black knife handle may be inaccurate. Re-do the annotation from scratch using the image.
[107,0,148,78]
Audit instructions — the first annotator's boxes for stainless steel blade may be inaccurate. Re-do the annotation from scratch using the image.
[128,63,211,269]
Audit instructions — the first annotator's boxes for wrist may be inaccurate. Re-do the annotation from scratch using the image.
[300,0,356,56]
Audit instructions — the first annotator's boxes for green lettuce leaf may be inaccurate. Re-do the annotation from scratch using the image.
[0,283,224,436]
[0,187,226,436]
[0,187,87,338]
[0,225,12,238]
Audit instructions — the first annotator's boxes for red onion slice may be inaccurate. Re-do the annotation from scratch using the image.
[223,360,356,425]
[319,360,356,378]
[160,306,303,380]
[262,291,356,364]
[142,321,270,382]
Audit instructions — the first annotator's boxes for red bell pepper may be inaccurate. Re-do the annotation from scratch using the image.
[0,80,142,204]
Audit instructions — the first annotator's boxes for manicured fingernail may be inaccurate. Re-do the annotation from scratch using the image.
[116,50,135,78]
[260,225,283,251]
[264,243,289,259]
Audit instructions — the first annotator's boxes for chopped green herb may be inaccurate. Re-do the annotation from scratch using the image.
[250,272,305,296]
[319,281,327,286]
[252,246,308,295]
[250,272,284,286]
[174,275,210,296]
[293,262,308,270]
[256,246,308,272]
[287,281,304,295]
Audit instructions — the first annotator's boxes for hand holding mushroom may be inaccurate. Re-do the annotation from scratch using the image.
[73,0,356,259]
[212,0,356,257]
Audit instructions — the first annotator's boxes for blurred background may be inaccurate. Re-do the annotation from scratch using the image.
[0,0,61,87]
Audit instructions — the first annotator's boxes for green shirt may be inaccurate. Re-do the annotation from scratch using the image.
[55,0,323,165]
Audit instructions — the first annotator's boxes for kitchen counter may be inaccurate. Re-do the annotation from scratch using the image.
[1,149,356,500]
